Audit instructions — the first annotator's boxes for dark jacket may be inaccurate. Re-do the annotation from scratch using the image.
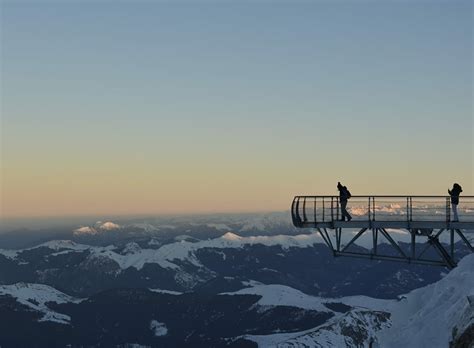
[448,184,462,205]
[338,186,351,203]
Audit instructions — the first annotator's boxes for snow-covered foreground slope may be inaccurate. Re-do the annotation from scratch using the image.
[246,309,389,348]
[223,283,392,347]
[377,253,474,348]
[225,254,474,348]
[0,283,82,324]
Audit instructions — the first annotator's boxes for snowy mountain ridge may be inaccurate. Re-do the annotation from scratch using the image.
[0,232,326,271]
[1,230,470,279]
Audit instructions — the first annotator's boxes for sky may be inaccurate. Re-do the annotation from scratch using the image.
[1,0,473,218]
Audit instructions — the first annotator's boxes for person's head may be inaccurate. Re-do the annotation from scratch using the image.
[453,183,462,191]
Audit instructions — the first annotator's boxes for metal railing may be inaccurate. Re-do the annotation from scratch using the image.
[291,195,474,226]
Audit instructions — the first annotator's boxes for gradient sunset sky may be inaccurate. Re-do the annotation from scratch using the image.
[1,1,473,218]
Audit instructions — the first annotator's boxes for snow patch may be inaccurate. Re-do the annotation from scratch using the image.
[122,242,141,255]
[0,249,19,260]
[150,320,168,336]
[73,221,120,235]
[98,221,121,230]
[38,240,91,251]
[221,284,329,312]
[73,226,97,235]
[174,235,196,242]
[148,288,182,295]
[0,283,82,324]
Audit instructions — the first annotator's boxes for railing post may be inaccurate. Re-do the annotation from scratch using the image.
[294,197,301,225]
[368,197,371,222]
[331,197,334,222]
[409,197,413,222]
[303,197,307,222]
[314,197,317,224]
[322,198,325,222]
[406,197,410,223]
[446,197,451,222]
[372,196,376,221]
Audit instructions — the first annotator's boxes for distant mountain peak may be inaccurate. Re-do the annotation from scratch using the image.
[221,232,242,241]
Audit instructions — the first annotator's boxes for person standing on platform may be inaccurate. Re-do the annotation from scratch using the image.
[448,183,462,222]
[337,182,352,221]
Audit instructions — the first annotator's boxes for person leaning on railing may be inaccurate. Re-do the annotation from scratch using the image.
[448,183,463,222]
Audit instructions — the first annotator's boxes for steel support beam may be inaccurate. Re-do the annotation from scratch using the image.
[455,229,474,252]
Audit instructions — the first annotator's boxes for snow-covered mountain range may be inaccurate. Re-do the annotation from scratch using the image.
[0,230,458,298]
[0,232,325,270]
[1,253,472,347]
[0,213,472,347]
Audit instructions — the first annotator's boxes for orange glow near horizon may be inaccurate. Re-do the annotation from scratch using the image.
[2,157,473,219]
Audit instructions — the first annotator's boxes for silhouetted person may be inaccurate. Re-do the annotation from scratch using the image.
[337,182,352,221]
[448,183,462,222]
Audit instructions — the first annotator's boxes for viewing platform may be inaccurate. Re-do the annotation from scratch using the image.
[291,196,474,269]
